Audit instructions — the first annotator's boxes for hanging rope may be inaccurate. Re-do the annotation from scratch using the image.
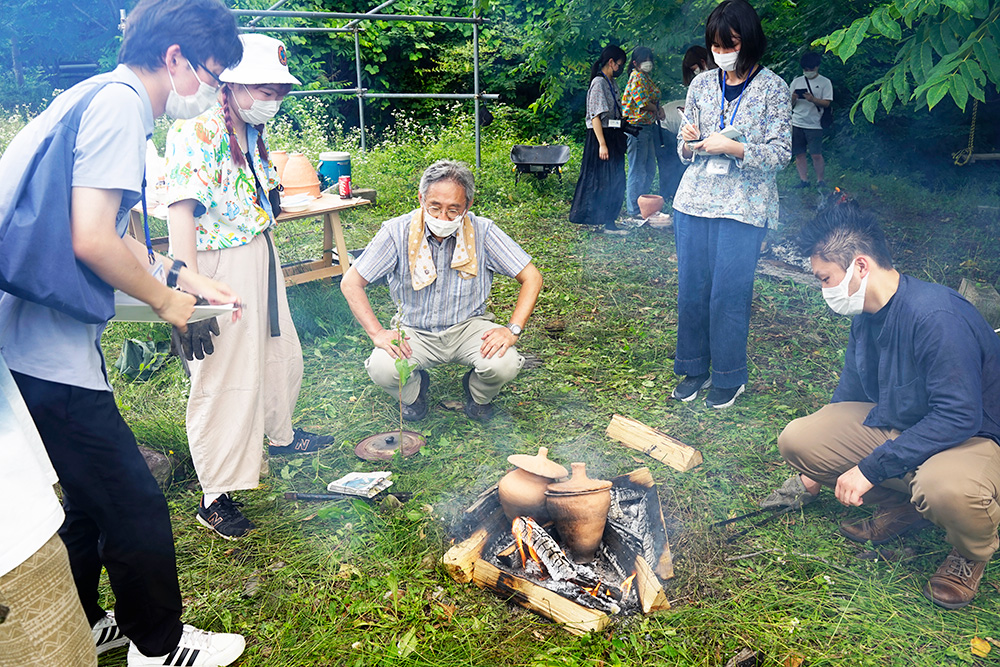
[953,99,979,166]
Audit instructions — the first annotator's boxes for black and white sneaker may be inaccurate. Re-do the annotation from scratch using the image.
[196,494,255,540]
[268,428,334,456]
[126,624,245,666]
[93,610,130,654]
[671,373,711,402]
[704,384,745,409]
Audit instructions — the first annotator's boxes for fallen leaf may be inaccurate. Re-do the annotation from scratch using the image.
[971,637,991,658]
[986,637,1000,649]
[335,563,361,580]
[435,601,456,622]
[784,654,805,667]
[267,561,285,570]
[396,627,417,658]
[439,399,464,411]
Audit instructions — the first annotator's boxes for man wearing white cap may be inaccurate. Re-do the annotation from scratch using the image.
[165,34,333,541]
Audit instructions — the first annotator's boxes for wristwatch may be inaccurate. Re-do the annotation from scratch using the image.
[506,323,523,337]
[166,259,187,289]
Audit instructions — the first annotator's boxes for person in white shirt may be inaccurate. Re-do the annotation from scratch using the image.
[788,52,832,188]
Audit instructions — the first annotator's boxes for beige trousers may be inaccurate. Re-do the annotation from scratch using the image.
[779,401,1000,561]
[187,231,303,494]
[365,316,524,405]
[0,534,96,667]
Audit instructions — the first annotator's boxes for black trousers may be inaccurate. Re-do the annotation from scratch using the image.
[12,371,184,657]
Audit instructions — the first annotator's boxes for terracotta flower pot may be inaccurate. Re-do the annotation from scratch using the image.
[545,463,612,563]
[281,152,320,198]
[270,150,289,181]
[498,447,568,522]
[638,194,664,219]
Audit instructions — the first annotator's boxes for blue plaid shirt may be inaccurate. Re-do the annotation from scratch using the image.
[352,210,531,332]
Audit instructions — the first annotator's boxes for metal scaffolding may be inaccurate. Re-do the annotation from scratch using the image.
[234,2,498,168]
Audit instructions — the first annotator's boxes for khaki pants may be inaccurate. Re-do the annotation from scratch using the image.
[187,232,303,494]
[365,316,524,405]
[779,401,1000,561]
[0,534,97,667]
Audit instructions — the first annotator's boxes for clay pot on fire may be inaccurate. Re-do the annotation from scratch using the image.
[281,152,321,198]
[497,447,568,523]
[270,150,289,181]
[637,194,664,219]
[545,462,612,563]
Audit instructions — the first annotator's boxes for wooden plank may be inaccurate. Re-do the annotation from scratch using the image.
[606,414,702,472]
[442,506,507,583]
[634,556,670,613]
[472,559,610,635]
[959,277,1000,329]
[282,265,345,286]
[442,528,489,584]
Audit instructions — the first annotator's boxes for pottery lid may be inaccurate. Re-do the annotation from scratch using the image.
[545,462,611,493]
[507,447,568,480]
[319,151,351,161]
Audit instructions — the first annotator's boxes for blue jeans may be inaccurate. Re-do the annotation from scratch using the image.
[672,211,765,388]
[625,123,657,217]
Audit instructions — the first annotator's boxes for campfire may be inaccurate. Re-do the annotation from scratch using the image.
[443,467,672,634]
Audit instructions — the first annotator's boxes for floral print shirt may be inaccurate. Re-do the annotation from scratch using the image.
[164,104,278,251]
[672,67,791,229]
[621,70,660,125]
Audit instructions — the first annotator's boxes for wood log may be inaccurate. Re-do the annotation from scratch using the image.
[472,559,610,635]
[633,556,670,613]
[959,277,1000,329]
[606,414,702,472]
[442,507,505,583]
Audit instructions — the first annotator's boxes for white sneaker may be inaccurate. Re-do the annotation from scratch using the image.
[92,610,130,654]
[127,624,245,666]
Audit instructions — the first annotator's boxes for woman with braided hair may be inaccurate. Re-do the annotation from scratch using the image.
[164,34,333,540]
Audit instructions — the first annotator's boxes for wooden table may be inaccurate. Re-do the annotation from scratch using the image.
[275,194,369,286]
[128,193,370,286]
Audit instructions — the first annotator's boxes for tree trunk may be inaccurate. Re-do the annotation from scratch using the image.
[10,35,24,88]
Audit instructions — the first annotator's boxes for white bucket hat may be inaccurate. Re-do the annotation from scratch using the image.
[220,34,301,85]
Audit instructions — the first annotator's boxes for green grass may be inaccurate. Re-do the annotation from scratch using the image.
[95,107,1000,666]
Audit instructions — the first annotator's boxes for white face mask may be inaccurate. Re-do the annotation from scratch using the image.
[639,61,653,73]
[235,84,281,125]
[822,259,868,317]
[424,209,464,237]
[804,70,819,79]
[712,49,740,72]
[165,59,218,119]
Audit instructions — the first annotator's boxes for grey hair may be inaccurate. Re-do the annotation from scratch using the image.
[419,160,475,203]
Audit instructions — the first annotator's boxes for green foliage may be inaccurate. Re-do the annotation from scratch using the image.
[815,0,1000,120]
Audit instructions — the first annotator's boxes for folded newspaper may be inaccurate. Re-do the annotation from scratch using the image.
[327,471,393,498]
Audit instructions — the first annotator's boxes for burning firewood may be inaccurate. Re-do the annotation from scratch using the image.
[511,517,579,581]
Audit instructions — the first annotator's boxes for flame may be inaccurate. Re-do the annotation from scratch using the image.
[587,581,602,597]
[511,518,544,571]
[620,573,636,597]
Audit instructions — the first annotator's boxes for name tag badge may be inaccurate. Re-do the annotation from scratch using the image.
[608,119,622,128]
[706,157,731,175]
[150,261,166,284]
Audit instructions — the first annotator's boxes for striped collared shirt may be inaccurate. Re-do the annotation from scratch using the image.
[352,210,531,332]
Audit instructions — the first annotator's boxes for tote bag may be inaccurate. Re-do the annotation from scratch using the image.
[0,81,141,324]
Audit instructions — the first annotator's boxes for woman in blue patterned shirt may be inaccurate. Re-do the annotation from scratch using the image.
[670,0,791,409]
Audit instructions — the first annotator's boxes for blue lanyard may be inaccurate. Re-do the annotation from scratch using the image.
[719,69,751,130]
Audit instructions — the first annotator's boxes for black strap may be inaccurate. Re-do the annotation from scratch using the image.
[804,77,821,109]
[601,74,622,119]
[262,229,280,338]
[245,149,281,338]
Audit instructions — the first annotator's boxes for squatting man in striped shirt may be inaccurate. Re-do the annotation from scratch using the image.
[341,160,543,421]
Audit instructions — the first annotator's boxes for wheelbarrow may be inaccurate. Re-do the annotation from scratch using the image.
[510,144,571,183]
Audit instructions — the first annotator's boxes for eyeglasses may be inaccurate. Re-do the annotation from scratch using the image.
[426,204,466,219]
[191,59,224,89]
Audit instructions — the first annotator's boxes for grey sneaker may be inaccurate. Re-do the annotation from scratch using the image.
[760,474,819,510]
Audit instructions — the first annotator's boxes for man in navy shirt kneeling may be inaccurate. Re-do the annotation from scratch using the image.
[777,200,1000,609]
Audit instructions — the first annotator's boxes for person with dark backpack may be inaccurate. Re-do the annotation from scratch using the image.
[789,51,833,189]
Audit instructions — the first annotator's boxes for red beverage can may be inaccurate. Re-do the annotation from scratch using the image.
[338,175,352,199]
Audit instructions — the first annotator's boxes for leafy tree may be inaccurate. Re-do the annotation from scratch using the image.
[815,0,1000,121]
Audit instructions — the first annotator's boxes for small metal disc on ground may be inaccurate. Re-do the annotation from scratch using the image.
[355,431,425,461]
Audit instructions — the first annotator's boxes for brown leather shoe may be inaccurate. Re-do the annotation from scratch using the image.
[839,503,932,545]
[922,549,988,609]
